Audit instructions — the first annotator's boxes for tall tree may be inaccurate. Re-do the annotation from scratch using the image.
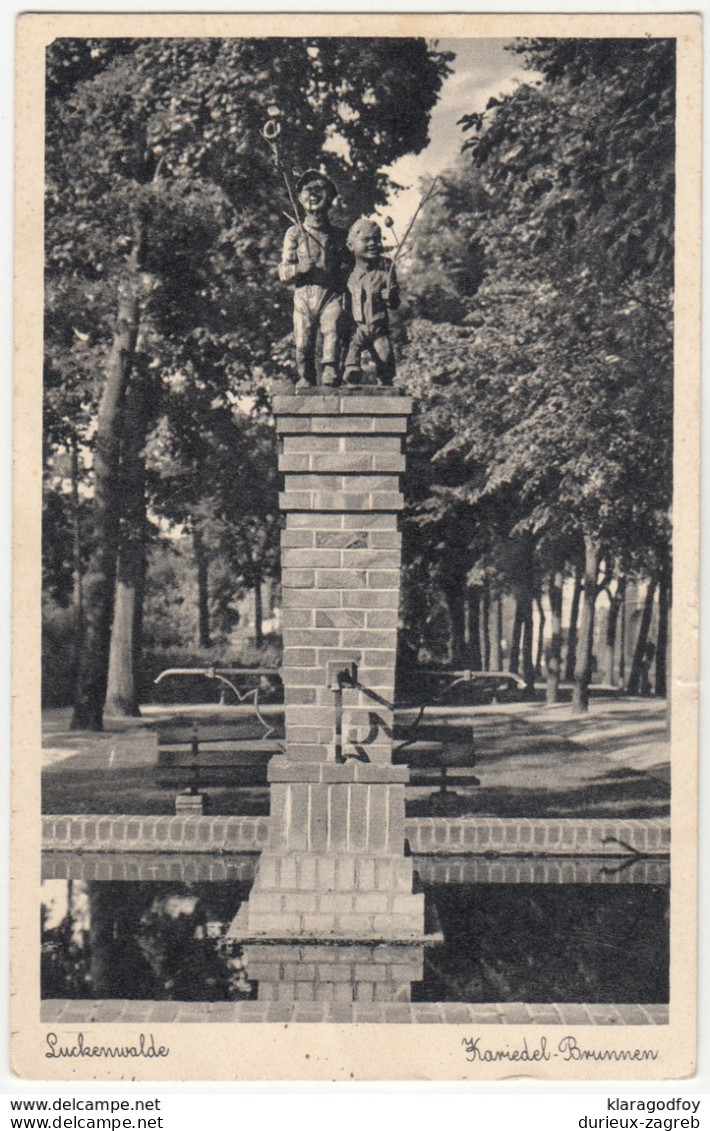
[104,364,154,716]
[46,37,451,729]
[399,37,674,711]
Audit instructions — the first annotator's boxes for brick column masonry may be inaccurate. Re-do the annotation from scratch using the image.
[229,389,426,943]
[277,390,409,764]
[244,942,425,1004]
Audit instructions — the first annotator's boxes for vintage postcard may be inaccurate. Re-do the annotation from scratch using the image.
[12,11,700,1082]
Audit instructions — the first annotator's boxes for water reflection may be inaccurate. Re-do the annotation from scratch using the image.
[41,877,669,1006]
[418,884,669,1005]
[41,881,254,1002]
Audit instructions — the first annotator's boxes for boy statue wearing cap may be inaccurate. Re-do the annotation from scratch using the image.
[343,218,400,386]
[278,170,350,387]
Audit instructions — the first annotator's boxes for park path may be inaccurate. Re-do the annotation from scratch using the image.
[432,701,669,818]
[41,698,669,819]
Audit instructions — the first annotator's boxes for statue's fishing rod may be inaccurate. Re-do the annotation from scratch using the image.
[262,116,311,253]
[386,177,440,288]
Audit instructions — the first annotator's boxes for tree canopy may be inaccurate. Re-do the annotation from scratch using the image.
[399,38,674,706]
[43,36,452,726]
[42,36,674,721]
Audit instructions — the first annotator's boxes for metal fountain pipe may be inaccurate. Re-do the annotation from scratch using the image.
[153,667,280,683]
[152,666,283,740]
[327,661,358,764]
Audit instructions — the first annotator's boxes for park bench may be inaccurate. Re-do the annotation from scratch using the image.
[152,665,512,809]
[152,667,284,805]
[155,718,285,790]
[390,670,526,802]
[392,719,480,805]
[155,714,476,806]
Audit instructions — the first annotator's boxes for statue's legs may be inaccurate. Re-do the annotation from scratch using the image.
[343,324,367,384]
[319,293,346,385]
[294,288,346,386]
[370,332,395,385]
[293,288,319,385]
[344,325,395,385]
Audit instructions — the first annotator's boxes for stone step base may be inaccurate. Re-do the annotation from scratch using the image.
[254,851,414,892]
[244,940,424,1004]
[229,872,426,942]
[231,898,425,941]
[231,850,424,937]
[246,889,424,920]
[231,913,426,941]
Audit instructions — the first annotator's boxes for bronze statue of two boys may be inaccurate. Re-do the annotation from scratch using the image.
[278,169,399,388]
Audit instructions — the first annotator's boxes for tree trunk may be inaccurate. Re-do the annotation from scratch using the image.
[533,593,545,679]
[70,436,83,644]
[655,552,670,697]
[71,239,142,731]
[465,585,482,670]
[510,534,535,694]
[604,575,626,688]
[489,592,502,671]
[627,576,658,695]
[521,594,535,696]
[193,528,211,648]
[546,568,564,706]
[105,369,149,718]
[564,562,583,682]
[253,563,264,648]
[442,574,467,667]
[105,573,143,716]
[481,579,491,670]
[619,585,627,686]
[264,576,275,619]
[508,599,523,675]
[572,534,601,714]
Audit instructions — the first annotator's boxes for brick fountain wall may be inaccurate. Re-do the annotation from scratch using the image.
[228,390,426,948]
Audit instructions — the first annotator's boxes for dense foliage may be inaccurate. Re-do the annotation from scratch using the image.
[399,38,674,707]
[42,36,674,718]
[43,36,451,725]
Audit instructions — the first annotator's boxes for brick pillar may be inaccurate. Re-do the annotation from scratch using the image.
[228,390,426,945]
[278,390,409,764]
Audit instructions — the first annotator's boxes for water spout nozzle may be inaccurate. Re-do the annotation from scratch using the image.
[327,659,358,692]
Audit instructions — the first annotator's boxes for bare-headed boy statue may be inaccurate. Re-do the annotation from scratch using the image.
[343,217,400,386]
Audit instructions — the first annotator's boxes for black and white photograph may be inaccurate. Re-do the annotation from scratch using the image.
[11,11,700,1082]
